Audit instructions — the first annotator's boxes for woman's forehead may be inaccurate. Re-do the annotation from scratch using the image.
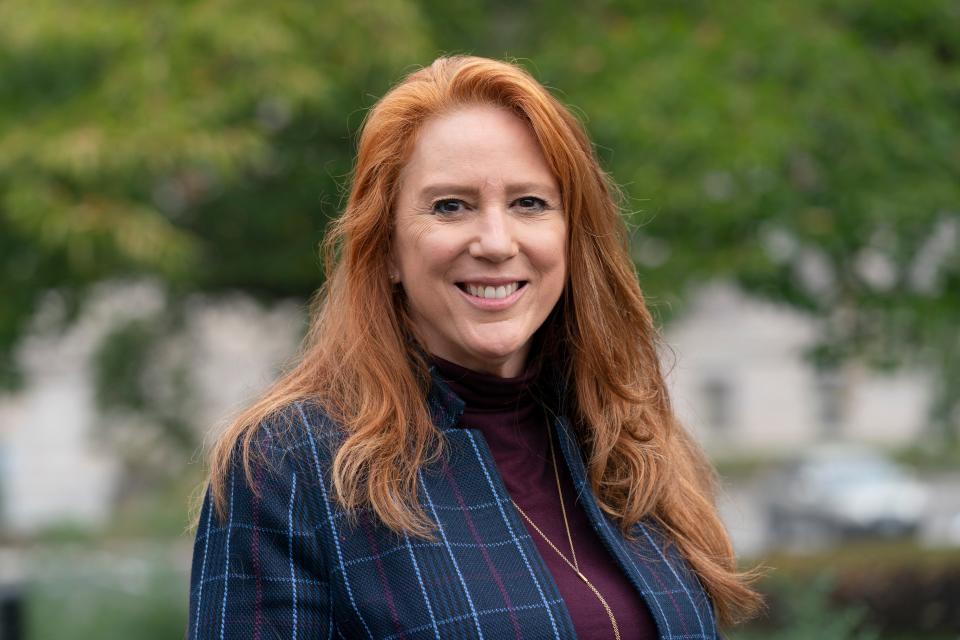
[397,105,558,198]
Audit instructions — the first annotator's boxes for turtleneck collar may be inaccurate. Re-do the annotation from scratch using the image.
[429,355,540,414]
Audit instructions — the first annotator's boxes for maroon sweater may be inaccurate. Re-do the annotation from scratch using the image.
[433,356,658,640]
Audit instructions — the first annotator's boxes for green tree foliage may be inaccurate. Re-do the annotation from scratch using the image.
[0,0,430,384]
[1,0,958,440]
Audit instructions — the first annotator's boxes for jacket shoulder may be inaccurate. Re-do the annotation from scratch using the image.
[242,400,343,477]
[189,400,341,638]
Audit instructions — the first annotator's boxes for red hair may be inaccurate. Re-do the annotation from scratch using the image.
[207,56,762,626]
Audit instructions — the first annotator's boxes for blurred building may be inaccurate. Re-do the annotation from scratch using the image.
[0,280,933,533]
[0,344,118,535]
[0,281,302,535]
[667,282,930,458]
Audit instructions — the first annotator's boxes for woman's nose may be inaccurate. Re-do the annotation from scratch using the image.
[468,208,518,262]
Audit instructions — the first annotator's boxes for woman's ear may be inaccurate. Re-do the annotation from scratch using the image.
[387,256,400,283]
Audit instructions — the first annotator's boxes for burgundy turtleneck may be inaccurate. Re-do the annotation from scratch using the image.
[432,356,658,640]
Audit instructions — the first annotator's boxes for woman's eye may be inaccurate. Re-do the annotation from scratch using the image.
[515,196,547,212]
[432,199,465,215]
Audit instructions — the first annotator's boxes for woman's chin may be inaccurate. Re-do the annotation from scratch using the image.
[460,342,530,376]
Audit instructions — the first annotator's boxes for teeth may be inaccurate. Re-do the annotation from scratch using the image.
[465,282,519,299]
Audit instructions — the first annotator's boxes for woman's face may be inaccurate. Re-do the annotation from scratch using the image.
[391,105,567,378]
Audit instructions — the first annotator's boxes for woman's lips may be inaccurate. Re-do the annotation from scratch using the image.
[455,281,527,309]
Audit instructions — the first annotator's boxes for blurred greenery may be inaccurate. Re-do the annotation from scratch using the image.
[730,573,879,640]
[734,541,960,638]
[717,438,960,477]
[893,439,960,472]
[21,467,202,639]
[1,0,958,451]
[26,543,189,640]
[760,538,960,574]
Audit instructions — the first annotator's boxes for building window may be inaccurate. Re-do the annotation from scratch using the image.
[814,368,847,432]
[701,377,733,430]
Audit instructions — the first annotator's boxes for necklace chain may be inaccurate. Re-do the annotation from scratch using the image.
[510,422,621,640]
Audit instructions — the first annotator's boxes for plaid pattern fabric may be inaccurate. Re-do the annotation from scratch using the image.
[188,370,719,639]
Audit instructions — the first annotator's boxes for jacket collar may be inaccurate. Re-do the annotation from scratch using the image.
[425,364,466,433]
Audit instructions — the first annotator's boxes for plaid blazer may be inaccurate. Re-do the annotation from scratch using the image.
[188,369,719,639]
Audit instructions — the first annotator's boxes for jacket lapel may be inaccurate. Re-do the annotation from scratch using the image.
[553,415,717,639]
[423,370,579,639]
[426,367,717,639]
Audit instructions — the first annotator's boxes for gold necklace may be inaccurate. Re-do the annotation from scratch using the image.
[510,422,621,640]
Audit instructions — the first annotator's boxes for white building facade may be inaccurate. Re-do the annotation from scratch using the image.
[665,282,930,457]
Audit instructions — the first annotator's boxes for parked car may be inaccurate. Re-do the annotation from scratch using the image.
[765,445,929,549]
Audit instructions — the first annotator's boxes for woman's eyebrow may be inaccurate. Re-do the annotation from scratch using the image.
[504,182,559,198]
[417,183,482,200]
[417,181,558,201]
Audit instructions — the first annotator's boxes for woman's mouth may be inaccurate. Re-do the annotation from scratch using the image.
[456,281,527,299]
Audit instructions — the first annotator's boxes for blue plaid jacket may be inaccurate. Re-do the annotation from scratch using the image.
[188,370,719,639]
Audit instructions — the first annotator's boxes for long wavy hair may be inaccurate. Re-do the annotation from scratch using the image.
[206,55,762,626]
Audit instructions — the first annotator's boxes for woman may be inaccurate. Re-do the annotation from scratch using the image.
[188,55,761,639]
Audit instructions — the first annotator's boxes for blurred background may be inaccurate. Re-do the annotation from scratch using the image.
[1,0,958,638]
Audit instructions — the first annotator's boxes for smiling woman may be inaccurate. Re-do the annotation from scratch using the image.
[188,56,762,639]
[391,105,567,377]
